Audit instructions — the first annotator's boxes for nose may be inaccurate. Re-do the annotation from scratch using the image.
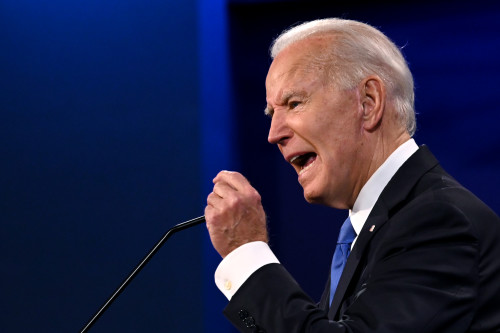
[268,110,292,145]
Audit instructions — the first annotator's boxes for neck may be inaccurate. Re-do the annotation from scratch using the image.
[349,129,411,209]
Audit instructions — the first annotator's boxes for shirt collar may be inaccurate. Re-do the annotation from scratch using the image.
[349,139,419,236]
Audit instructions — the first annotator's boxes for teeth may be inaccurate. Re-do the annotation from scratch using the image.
[290,155,300,163]
[299,160,315,174]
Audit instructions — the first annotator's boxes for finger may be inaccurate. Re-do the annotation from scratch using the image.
[206,191,224,209]
[212,181,239,199]
[204,202,217,221]
[214,171,253,193]
[213,171,247,188]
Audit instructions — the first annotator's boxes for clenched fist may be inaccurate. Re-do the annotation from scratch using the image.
[205,171,268,258]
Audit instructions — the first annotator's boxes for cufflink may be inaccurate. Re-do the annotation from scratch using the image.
[224,280,232,290]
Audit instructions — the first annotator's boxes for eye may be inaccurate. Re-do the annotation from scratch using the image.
[289,101,301,109]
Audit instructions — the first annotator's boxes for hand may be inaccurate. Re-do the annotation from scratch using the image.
[205,171,268,258]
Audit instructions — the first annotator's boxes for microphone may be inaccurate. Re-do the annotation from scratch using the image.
[80,215,206,333]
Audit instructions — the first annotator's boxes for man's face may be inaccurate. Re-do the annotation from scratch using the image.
[265,38,365,209]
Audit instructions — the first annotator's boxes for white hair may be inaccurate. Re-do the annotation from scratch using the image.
[271,18,416,136]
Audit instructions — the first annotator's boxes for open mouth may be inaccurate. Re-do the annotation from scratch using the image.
[290,152,317,174]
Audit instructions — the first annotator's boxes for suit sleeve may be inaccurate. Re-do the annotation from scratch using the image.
[224,263,349,333]
[223,197,479,333]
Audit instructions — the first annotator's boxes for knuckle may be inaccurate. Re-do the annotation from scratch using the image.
[249,189,262,203]
[206,193,215,205]
[227,195,241,209]
[219,170,233,178]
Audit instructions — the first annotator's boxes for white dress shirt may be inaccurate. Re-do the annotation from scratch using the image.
[215,139,419,300]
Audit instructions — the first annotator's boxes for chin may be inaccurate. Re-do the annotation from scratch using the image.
[303,185,348,209]
[302,187,326,205]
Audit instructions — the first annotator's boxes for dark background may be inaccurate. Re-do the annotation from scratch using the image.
[1,0,499,332]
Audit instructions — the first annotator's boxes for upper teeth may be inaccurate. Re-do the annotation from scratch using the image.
[290,155,300,163]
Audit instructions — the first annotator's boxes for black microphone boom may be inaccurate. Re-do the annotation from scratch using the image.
[80,215,206,333]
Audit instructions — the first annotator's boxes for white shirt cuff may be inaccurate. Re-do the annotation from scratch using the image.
[214,241,280,300]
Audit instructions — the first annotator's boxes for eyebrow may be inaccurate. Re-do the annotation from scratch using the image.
[264,90,307,117]
[264,105,273,117]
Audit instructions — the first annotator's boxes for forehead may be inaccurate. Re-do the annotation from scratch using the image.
[267,35,336,82]
[266,38,331,101]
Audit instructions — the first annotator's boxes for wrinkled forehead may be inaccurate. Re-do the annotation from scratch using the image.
[266,35,336,88]
[265,56,309,89]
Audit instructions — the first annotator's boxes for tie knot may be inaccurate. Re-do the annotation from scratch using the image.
[338,217,356,244]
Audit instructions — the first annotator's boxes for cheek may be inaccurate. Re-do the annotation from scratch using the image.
[320,146,352,185]
[277,145,284,155]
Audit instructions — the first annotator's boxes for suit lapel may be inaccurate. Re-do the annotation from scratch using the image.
[328,145,439,319]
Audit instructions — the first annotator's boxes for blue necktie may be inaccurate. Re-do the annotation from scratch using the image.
[329,217,356,305]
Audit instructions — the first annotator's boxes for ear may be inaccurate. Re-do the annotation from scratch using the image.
[360,76,385,132]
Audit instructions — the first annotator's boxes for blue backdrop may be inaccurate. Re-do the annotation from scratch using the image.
[1,1,499,332]
[1,1,204,332]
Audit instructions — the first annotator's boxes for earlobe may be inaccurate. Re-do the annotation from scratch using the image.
[361,76,385,132]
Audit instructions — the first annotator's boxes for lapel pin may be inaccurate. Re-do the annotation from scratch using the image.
[369,225,376,232]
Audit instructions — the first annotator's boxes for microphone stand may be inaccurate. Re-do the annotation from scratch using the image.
[80,215,206,333]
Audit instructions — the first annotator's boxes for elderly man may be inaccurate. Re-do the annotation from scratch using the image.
[205,18,500,333]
